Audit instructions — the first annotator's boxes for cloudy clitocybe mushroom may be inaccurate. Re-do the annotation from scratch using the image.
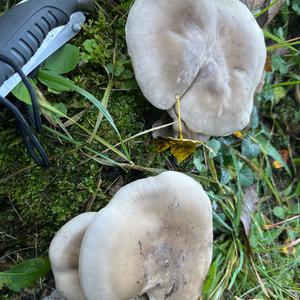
[126,0,267,140]
[49,171,213,300]
[49,212,97,300]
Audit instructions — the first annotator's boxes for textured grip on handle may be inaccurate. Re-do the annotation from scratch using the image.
[0,0,95,85]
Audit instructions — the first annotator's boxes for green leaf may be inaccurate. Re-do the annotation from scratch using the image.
[220,168,231,185]
[240,165,254,187]
[272,54,289,75]
[295,182,300,196]
[41,100,129,162]
[255,135,291,175]
[53,103,68,116]
[292,2,300,14]
[193,149,206,172]
[42,44,79,74]
[0,258,50,292]
[38,70,74,93]
[114,60,125,77]
[11,79,37,105]
[38,70,117,133]
[37,70,129,157]
[88,80,113,143]
[264,30,298,53]
[273,87,287,104]
[273,206,287,220]
[82,39,97,54]
[202,255,221,296]
[241,138,260,159]
[250,106,259,129]
[206,139,221,158]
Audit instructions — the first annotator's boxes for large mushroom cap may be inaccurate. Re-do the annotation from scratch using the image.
[79,171,213,300]
[126,0,266,137]
[49,212,97,300]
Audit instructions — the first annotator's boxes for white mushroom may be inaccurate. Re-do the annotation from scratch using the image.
[49,212,97,300]
[49,172,213,300]
[80,171,212,300]
[126,0,266,139]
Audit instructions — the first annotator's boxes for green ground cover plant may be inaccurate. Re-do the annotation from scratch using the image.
[0,0,299,299]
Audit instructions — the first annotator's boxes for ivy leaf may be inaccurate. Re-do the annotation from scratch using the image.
[240,165,254,187]
[193,149,206,173]
[206,139,221,158]
[241,138,260,159]
[272,54,289,75]
[0,258,50,292]
[250,106,259,129]
[220,169,231,185]
[292,1,300,15]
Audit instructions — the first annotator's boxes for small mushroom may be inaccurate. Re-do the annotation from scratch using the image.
[126,0,266,139]
[49,172,213,300]
[49,212,97,300]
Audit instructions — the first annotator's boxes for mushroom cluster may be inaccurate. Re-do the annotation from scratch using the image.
[49,1,270,298]
[126,0,267,140]
[49,172,213,300]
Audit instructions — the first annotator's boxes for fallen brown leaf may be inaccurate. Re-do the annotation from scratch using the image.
[241,185,260,236]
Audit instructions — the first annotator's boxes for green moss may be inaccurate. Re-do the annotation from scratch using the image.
[0,0,158,259]
[1,89,149,252]
[80,12,114,66]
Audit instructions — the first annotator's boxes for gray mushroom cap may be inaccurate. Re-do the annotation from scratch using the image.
[79,171,213,300]
[49,212,97,300]
[126,0,266,138]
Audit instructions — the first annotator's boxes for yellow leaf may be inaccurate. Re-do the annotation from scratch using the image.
[152,138,197,163]
[152,138,173,153]
[282,246,296,255]
[170,140,196,163]
[265,55,272,72]
[234,131,244,138]
[272,160,283,169]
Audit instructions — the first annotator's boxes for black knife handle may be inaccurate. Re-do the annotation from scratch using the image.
[0,0,95,85]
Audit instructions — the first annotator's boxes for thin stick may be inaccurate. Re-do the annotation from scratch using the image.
[102,121,177,154]
[176,95,183,140]
[285,238,300,248]
[263,214,300,230]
